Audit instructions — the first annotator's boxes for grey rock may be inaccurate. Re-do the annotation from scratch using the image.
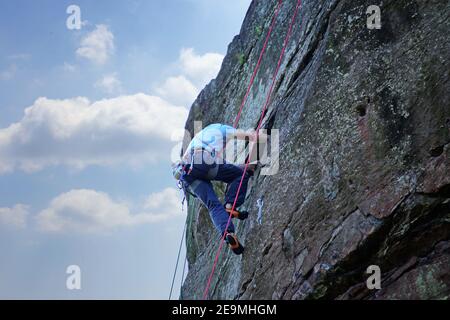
[180,0,450,300]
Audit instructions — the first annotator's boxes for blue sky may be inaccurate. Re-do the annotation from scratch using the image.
[0,0,251,299]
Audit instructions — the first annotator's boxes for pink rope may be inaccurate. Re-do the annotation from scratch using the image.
[202,0,303,300]
[233,0,283,128]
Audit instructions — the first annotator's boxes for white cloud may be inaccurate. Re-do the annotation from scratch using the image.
[36,188,182,233]
[0,204,29,228]
[76,24,114,64]
[152,48,224,107]
[95,73,122,94]
[0,93,188,174]
[143,187,180,213]
[155,75,198,107]
[179,48,223,86]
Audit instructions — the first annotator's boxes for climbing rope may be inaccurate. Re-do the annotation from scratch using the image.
[202,0,303,300]
[233,0,283,128]
[171,0,284,300]
[169,219,187,300]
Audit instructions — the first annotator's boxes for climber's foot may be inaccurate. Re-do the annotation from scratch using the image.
[225,233,244,255]
[226,208,249,221]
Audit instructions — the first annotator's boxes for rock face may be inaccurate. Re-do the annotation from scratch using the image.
[180,0,449,300]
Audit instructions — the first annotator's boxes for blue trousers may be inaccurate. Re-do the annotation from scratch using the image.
[181,161,251,235]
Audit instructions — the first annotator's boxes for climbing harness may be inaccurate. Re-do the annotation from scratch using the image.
[177,179,198,202]
[202,0,304,300]
[256,196,264,225]
[174,147,218,201]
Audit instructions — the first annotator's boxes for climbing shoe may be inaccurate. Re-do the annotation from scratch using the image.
[225,233,244,255]
[226,208,249,221]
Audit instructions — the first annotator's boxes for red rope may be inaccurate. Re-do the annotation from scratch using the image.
[202,0,303,300]
[233,0,283,128]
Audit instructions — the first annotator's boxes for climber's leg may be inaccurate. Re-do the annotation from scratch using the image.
[215,164,252,208]
[184,176,235,235]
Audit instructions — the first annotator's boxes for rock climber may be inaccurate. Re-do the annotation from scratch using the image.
[172,123,267,255]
